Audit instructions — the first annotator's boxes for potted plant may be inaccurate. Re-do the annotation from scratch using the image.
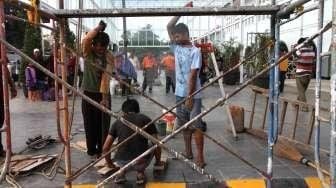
[245,34,271,89]
[214,39,242,85]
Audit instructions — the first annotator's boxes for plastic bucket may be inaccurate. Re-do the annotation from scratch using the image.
[156,120,167,136]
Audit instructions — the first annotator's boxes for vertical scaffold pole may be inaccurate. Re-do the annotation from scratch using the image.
[0,0,12,182]
[315,0,328,187]
[59,0,71,187]
[330,0,336,186]
[267,0,277,186]
[273,18,280,143]
[122,0,127,57]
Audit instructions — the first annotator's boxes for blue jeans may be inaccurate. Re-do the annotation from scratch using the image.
[175,96,203,130]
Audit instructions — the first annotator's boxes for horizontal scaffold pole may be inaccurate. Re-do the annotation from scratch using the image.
[5,0,58,20]
[277,0,310,18]
[51,6,280,18]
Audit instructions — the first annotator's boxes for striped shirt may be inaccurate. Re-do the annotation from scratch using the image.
[295,46,315,76]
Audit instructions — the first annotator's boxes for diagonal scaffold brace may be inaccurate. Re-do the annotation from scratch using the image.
[96,21,332,187]
[64,39,274,182]
[0,39,225,186]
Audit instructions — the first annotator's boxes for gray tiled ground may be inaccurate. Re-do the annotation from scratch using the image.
[0,77,331,187]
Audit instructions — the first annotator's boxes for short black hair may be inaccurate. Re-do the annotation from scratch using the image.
[121,98,140,113]
[92,31,110,47]
[279,41,288,53]
[297,37,307,45]
[173,23,189,37]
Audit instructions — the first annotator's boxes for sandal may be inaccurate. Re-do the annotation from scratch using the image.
[182,152,193,160]
[136,173,146,185]
[153,161,165,171]
[196,161,207,168]
[114,174,126,184]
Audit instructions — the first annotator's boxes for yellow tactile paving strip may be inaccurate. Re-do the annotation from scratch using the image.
[68,177,324,188]
[226,179,266,188]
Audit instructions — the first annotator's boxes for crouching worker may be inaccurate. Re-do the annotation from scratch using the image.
[103,98,164,185]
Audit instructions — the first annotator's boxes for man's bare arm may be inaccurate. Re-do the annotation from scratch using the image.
[167,1,193,41]
[102,135,115,167]
[188,69,198,97]
[82,21,106,57]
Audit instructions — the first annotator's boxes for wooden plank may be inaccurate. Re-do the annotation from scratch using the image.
[19,157,54,172]
[279,101,288,134]
[248,92,257,129]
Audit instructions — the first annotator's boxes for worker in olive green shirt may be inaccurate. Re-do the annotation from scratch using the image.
[81,20,114,157]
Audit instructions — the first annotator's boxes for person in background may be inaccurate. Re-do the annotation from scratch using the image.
[67,51,76,95]
[32,48,48,96]
[128,50,140,71]
[0,57,17,157]
[115,52,137,96]
[161,52,175,94]
[167,1,206,168]
[81,20,114,157]
[25,63,39,101]
[294,37,316,112]
[103,98,164,185]
[141,52,156,93]
[279,41,289,93]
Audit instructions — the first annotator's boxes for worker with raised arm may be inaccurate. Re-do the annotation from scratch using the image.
[81,20,114,158]
[167,1,205,168]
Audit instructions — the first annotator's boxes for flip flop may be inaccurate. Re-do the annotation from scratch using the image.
[153,162,165,171]
[136,173,147,185]
[114,175,126,184]
[197,161,207,168]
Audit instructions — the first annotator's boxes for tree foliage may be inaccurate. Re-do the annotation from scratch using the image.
[4,4,27,49]
[54,19,76,50]
[119,24,169,59]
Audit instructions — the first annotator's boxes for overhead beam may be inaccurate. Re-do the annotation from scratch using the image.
[277,0,310,18]
[5,0,57,20]
[51,6,280,18]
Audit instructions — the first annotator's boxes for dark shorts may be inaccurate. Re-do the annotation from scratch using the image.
[175,96,203,130]
[114,151,154,172]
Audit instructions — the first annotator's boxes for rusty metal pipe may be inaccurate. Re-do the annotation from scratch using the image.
[97,22,332,186]
[59,1,71,187]
[52,6,280,18]
[0,39,220,184]
[1,21,331,185]
[53,21,65,145]
[0,0,12,182]
[66,40,274,181]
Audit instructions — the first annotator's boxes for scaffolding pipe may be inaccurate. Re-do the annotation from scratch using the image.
[0,0,12,182]
[0,38,222,186]
[98,24,331,186]
[4,0,58,20]
[66,41,273,182]
[277,0,310,18]
[280,5,319,26]
[330,0,336,186]
[0,21,331,186]
[315,0,329,187]
[59,1,71,187]
[51,6,280,18]
[53,21,65,144]
[122,0,127,57]
[267,0,277,185]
